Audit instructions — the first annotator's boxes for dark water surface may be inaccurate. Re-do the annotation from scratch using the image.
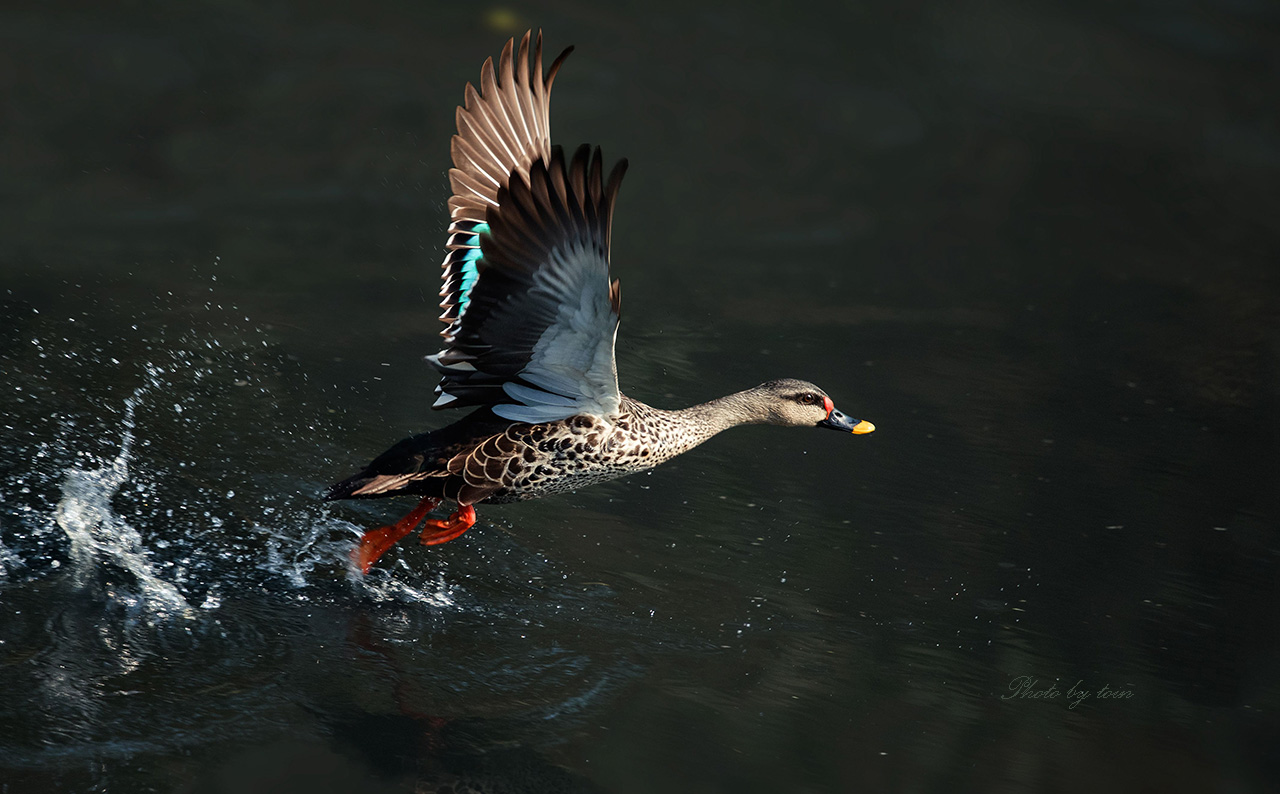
[3,1,1279,792]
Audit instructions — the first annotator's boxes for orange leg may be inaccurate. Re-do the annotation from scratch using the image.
[419,505,477,546]
[351,496,440,574]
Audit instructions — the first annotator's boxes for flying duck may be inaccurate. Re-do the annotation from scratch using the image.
[327,32,875,573]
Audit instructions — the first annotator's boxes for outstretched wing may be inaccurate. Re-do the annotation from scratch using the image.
[428,33,628,424]
[430,145,627,422]
[438,31,570,342]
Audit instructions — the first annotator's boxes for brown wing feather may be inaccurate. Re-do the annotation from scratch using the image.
[439,32,573,344]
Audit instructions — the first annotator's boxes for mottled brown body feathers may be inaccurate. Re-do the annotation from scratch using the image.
[326,397,700,507]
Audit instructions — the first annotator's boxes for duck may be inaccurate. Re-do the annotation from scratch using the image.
[327,31,875,573]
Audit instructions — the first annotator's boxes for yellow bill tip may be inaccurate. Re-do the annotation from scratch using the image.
[851,420,875,435]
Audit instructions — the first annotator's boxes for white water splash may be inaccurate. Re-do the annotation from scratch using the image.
[54,386,193,621]
[366,569,460,609]
[0,533,21,580]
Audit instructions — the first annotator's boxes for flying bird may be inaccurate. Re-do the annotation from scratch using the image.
[328,31,875,573]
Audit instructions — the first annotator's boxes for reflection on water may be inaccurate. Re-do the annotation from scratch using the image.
[3,0,1279,791]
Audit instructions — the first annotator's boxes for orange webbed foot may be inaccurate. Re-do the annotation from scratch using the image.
[352,497,440,574]
[419,505,477,546]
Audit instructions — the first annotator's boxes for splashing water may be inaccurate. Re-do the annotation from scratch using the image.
[0,307,654,786]
[54,382,193,622]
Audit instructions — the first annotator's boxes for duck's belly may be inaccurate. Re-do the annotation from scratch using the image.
[478,414,670,504]
[484,453,655,503]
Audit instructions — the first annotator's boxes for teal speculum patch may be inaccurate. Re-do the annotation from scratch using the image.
[456,222,490,314]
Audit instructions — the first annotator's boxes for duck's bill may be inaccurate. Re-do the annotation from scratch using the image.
[818,409,875,434]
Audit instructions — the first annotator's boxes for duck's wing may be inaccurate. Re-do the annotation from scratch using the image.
[428,33,628,424]
[438,30,568,337]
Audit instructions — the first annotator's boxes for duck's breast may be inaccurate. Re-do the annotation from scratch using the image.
[482,411,665,502]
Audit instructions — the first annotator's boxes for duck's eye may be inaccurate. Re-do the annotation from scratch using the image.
[796,393,818,405]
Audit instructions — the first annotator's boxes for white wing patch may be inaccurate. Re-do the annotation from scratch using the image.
[490,242,621,423]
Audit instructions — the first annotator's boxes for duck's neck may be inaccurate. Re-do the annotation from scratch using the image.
[623,389,772,462]
[676,389,774,433]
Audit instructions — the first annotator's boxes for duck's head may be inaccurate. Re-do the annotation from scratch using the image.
[750,379,875,434]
